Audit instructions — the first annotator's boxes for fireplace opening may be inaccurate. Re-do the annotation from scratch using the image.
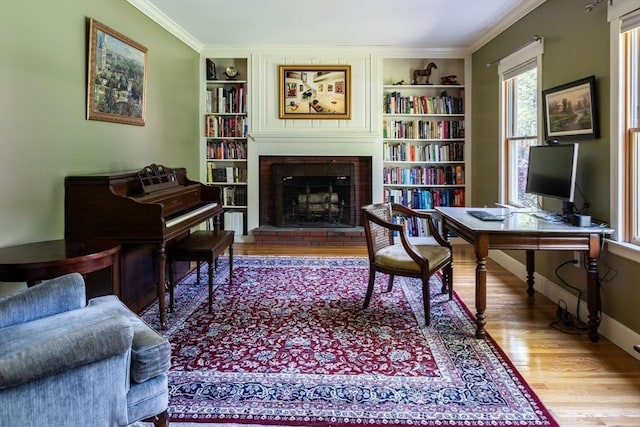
[259,155,372,228]
[272,162,355,227]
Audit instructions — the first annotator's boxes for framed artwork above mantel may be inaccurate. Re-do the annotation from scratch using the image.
[87,18,148,126]
[278,65,351,120]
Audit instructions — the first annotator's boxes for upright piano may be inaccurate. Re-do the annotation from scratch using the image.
[65,164,222,328]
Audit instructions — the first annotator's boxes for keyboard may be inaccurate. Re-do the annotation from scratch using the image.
[467,210,504,221]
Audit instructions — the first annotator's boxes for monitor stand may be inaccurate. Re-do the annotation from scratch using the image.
[562,201,576,219]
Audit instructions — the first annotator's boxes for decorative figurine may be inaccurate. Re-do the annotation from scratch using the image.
[393,80,405,85]
[412,62,437,85]
[205,59,217,80]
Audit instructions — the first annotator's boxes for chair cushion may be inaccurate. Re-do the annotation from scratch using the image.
[0,310,132,389]
[375,243,450,273]
[0,273,86,329]
[88,296,171,384]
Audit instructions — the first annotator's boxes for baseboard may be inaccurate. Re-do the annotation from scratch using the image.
[489,249,640,361]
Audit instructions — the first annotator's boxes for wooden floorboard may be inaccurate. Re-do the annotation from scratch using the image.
[233,242,640,426]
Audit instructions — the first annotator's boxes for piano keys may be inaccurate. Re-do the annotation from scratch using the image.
[65,164,223,328]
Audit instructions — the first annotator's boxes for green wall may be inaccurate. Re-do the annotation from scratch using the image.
[0,0,200,247]
[472,0,640,334]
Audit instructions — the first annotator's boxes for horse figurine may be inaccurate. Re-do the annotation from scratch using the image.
[412,62,437,85]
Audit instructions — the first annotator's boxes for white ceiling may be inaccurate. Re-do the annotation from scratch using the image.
[130,0,546,52]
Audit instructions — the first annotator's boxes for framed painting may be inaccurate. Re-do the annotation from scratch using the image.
[87,18,148,126]
[278,65,351,119]
[542,75,598,141]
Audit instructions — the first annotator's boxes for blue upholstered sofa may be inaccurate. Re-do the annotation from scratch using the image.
[0,273,171,426]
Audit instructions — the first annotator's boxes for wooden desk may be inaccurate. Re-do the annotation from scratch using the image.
[0,239,120,296]
[434,207,613,342]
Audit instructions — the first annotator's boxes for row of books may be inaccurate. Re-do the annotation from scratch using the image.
[384,141,464,162]
[205,115,248,138]
[221,186,247,207]
[384,90,464,115]
[207,166,247,183]
[383,119,464,140]
[391,215,433,238]
[384,188,465,210]
[206,84,247,114]
[383,165,465,185]
[223,210,245,237]
[206,140,247,160]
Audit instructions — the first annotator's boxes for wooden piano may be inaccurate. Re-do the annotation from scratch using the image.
[65,164,222,328]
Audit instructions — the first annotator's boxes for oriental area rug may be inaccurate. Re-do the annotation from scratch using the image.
[140,256,558,426]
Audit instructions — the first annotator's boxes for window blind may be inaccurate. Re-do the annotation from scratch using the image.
[621,8,640,33]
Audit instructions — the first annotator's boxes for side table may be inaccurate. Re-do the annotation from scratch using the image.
[0,238,120,297]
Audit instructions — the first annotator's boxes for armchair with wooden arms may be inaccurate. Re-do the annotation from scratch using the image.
[361,203,453,325]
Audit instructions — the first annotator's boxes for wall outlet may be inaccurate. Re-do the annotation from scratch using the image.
[573,251,581,268]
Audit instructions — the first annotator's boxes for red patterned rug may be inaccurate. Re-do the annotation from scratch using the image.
[141,256,558,426]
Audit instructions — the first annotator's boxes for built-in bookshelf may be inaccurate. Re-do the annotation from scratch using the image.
[203,57,248,237]
[382,58,467,229]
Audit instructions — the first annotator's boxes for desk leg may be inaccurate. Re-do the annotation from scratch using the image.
[526,250,535,297]
[586,255,601,342]
[157,245,167,330]
[474,237,488,339]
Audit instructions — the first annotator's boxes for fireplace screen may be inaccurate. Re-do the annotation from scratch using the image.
[272,163,355,227]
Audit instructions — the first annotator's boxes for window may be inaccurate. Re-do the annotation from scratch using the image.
[623,24,640,245]
[498,40,543,208]
[504,67,538,208]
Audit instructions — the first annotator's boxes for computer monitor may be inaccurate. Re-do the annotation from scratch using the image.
[525,143,579,213]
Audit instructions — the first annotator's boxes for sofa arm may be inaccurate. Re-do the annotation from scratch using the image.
[0,315,133,389]
[0,273,86,329]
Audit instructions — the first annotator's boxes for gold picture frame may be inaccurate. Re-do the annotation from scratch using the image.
[87,18,148,126]
[278,65,351,119]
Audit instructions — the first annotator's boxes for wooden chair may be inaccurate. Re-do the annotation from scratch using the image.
[361,203,453,326]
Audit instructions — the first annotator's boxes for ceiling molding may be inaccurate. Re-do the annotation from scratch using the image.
[469,0,547,52]
[127,0,203,52]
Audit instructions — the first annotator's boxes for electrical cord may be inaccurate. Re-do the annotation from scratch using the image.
[574,184,590,212]
[548,260,590,334]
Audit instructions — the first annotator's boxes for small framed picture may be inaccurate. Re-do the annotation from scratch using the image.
[87,18,148,126]
[278,65,351,119]
[542,75,598,140]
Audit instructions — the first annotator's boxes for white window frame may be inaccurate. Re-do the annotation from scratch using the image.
[497,39,544,206]
[608,5,640,262]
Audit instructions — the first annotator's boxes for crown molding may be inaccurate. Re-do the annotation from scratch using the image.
[127,0,203,52]
[469,0,547,52]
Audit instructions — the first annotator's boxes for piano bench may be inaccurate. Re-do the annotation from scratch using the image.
[167,230,234,313]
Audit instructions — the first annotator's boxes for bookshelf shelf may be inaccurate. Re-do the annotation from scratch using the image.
[382,57,467,217]
[203,57,249,238]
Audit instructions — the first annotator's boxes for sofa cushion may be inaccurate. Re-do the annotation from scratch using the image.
[88,296,171,383]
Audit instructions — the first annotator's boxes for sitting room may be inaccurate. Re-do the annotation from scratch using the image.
[1,0,640,425]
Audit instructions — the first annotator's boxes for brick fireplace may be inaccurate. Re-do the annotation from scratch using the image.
[254,155,372,246]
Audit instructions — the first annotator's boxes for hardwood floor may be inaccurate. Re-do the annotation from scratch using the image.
[234,242,640,426]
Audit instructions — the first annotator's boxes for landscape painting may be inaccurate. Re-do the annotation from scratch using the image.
[87,18,148,126]
[542,76,598,140]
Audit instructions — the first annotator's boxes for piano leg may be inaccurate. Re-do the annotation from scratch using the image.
[157,244,167,329]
